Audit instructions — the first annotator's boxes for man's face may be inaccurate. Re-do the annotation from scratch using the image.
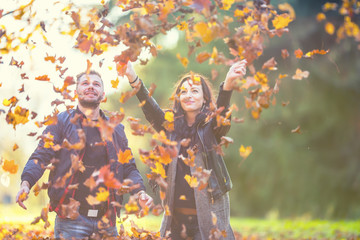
[76,74,105,109]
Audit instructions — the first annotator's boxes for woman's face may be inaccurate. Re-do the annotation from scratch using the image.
[179,79,204,115]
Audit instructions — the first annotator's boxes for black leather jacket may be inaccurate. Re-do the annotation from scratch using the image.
[135,80,233,201]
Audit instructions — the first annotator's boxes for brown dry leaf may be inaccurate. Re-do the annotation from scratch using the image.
[84,176,97,191]
[262,57,277,70]
[61,198,80,220]
[291,125,301,134]
[281,49,289,59]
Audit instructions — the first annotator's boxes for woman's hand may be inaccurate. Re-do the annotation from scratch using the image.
[223,59,247,91]
[125,61,141,88]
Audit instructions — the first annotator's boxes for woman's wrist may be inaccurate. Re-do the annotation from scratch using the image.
[129,75,139,84]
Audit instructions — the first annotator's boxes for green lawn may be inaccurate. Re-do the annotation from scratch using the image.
[0,204,359,239]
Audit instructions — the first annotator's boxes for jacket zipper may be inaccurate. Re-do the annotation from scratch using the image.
[196,123,215,204]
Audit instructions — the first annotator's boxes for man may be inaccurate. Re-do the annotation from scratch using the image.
[16,70,153,239]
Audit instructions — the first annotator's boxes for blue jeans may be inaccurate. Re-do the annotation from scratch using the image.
[54,215,118,239]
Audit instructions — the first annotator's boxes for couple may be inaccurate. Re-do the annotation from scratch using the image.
[16,60,246,239]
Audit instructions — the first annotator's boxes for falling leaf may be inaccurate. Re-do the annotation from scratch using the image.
[239,145,252,159]
[272,13,293,29]
[281,49,289,59]
[84,176,97,191]
[325,22,335,35]
[35,75,50,81]
[176,53,189,68]
[196,52,211,63]
[292,68,310,80]
[294,49,303,59]
[2,159,19,174]
[118,149,133,164]
[322,2,338,11]
[13,143,19,151]
[291,125,301,134]
[316,13,326,22]
[262,57,277,70]
[184,174,199,188]
[96,187,110,202]
[111,77,119,89]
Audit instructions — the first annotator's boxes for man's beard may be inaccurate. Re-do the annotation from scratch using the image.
[78,98,101,109]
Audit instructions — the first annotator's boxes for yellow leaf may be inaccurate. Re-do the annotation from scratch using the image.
[184,174,199,188]
[176,53,189,68]
[164,111,174,122]
[272,13,293,30]
[111,77,119,89]
[221,0,234,10]
[95,187,109,202]
[316,13,326,22]
[278,3,295,19]
[177,21,188,31]
[325,22,335,35]
[322,2,337,11]
[151,162,166,178]
[239,145,252,159]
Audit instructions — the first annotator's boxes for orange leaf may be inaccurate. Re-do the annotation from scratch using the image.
[13,143,19,151]
[2,159,19,174]
[44,54,56,63]
[294,49,303,59]
[35,75,50,81]
[196,52,211,63]
[118,149,133,164]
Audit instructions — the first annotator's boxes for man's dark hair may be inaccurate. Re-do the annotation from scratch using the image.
[76,70,103,87]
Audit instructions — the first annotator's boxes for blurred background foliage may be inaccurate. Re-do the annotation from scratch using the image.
[103,0,360,219]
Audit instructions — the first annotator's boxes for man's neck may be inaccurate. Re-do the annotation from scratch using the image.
[78,104,100,121]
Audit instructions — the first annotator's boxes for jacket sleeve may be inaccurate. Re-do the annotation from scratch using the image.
[21,122,63,189]
[113,124,146,195]
[211,82,233,140]
[135,80,166,133]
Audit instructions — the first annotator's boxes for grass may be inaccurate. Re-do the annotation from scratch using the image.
[0,204,359,239]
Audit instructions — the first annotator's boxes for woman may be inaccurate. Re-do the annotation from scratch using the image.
[125,60,246,239]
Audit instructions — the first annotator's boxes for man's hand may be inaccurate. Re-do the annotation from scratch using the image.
[137,190,154,209]
[16,181,30,210]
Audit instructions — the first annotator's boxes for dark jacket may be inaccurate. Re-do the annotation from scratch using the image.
[21,108,145,215]
[135,80,235,239]
[136,81,233,201]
